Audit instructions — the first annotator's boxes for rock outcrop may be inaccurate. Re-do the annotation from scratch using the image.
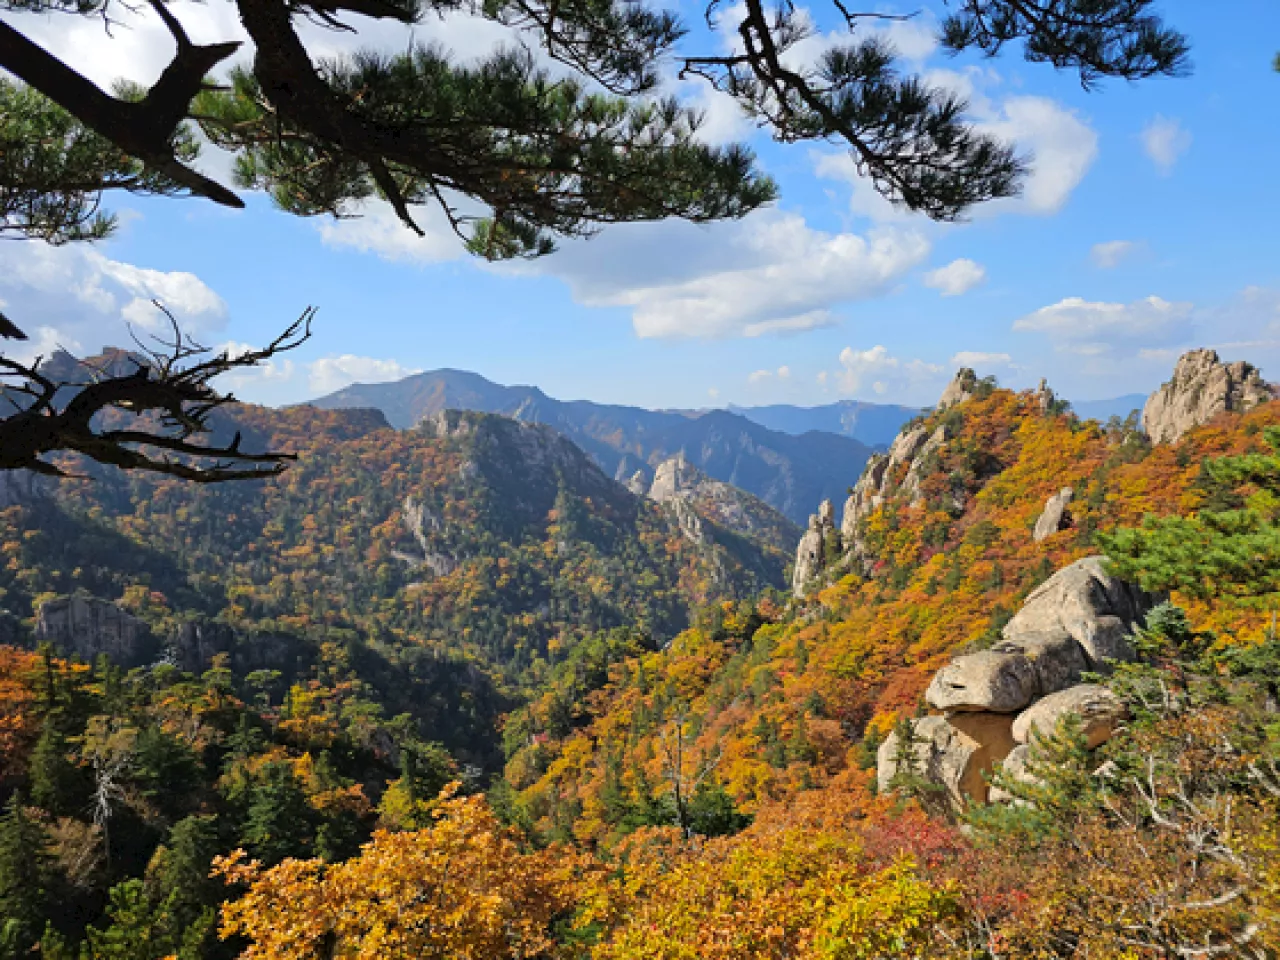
[881,556,1158,807]
[792,502,837,597]
[1141,349,1275,444]
[1003,556,1158,666]
[937,368,978,412]
[648,454,701,503]
[647,454,801,556]
[35,596,155,666]
[392,495,457,578]
[1033,487,1074,542]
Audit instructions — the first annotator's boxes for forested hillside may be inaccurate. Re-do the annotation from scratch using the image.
[2,357,1279,957]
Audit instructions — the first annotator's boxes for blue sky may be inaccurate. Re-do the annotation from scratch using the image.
[2,0,1278,410]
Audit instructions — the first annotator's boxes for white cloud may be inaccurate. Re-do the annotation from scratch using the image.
[836,345,944,399]
[506,211,931,339]
[924,258,986,296]
[1014,295,1194,351]
[0,242,228,363]
[1141,115,1191,174]
[308,355,422,395]
[816,80,1098,223]
[951,350,1013,367]
[316,201,471,263]
[748,365,793,387]
[1091,240,1140,269]
[978,96,1098,216]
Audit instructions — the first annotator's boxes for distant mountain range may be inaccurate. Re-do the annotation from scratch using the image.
[309,370,879,525]
[1069,394,1147,423]
[727,400,922,447]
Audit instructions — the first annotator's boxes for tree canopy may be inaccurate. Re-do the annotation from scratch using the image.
[0,0,1189,479]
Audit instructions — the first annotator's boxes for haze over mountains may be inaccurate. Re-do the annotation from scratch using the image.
[310,369,886,525]
[309,368,1157,524]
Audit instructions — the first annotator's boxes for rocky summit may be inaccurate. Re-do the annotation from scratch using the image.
[1142,348,1276,444]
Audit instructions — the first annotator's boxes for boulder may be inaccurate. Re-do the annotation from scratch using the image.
[937,368,978,412]
[995,630,1089,699]
[1003,556,1158,667]
[1141,349,1275,444]
[987,744,1037,804]
[35,596,155,667]
[1033,487,1074,542]
[926,649,1040,713]
[1012,683,1127,749]
[877,713,1015,807]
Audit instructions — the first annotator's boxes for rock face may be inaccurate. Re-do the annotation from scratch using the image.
[1012,683,1126,749]
[35,596,155,666]
[882,556,1158,807]
[392,495,457,578]
[0,470,44,508]
[646,454,801,556]
[937,368,978,412]
[1033,487,1074,542]
[1141,349,1275,444]
[648,453,701,503]
[792,502,837,597]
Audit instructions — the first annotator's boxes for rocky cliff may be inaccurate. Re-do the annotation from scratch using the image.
[35,595,156,666]
[1142,348,1275,444]
[647,453,800,555]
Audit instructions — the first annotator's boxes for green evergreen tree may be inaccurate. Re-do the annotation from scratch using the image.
[1103,426,1280,614]
[239,762,317,866]
[0,795,50,960]
[28,716,84,817]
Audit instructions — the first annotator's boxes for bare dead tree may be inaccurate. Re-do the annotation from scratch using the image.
[0,303,313,482]
[657,707,724,839]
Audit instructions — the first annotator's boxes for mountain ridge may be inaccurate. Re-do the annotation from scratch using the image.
[309,369,877,524]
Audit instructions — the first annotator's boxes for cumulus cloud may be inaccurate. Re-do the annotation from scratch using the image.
[0,242,228,363]
[978,95,1098,216]
[1091,240,1140,269]
[924,258,987,296]
[817,78,1098,222]
[1013,295,1195,355]
[308,355,422,395]
[1141,116,1192,174]
[836,345,944,398]
[507,211,930,339]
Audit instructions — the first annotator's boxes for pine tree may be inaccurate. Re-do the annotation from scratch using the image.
[28,715,84,817]
[1103,426,1280,614]
[239,762,317,866]
[0,795,50,960]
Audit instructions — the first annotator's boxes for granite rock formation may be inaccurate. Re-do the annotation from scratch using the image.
[1033,487,1074,542]
[1141,349,1275,444]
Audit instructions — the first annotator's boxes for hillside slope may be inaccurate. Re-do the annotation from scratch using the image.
[504,370,1280,841]
[309,368,874,523]
[0,407,790,735]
